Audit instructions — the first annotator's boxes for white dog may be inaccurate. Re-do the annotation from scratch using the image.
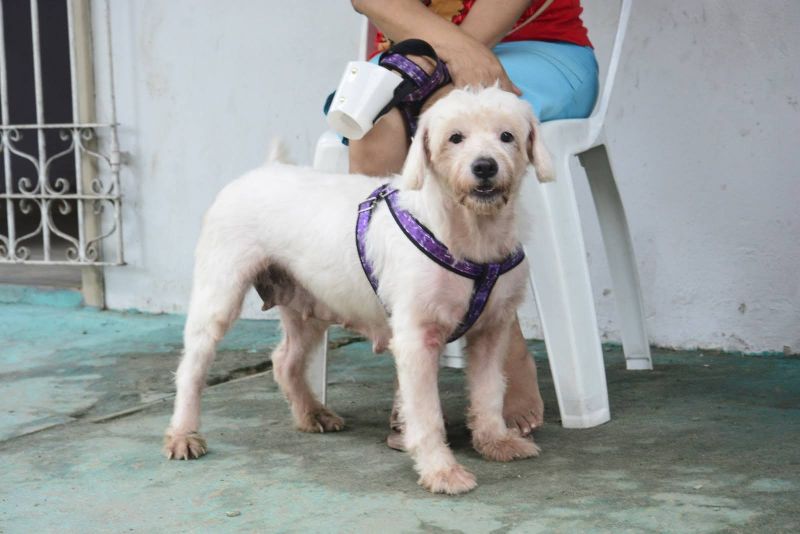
[164,86,554,495]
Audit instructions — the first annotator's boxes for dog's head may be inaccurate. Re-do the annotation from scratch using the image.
[401,86,553,215]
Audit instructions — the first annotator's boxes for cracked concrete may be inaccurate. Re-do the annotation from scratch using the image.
[1,286,799,532]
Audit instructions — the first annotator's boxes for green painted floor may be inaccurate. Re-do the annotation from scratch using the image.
[1,286,798,533]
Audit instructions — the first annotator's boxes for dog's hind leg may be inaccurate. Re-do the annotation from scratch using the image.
[272,306,344,433]
[466,322,540,462]
[164,253,255,460]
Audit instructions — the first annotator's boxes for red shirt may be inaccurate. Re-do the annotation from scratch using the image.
[375,0,592,55]
[495,0,592,47]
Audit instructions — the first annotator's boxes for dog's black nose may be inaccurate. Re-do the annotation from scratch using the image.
[471,158,498,180]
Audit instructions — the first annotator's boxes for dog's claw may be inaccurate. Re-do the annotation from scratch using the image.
[473,430,540,462]
[418,464,477,495]
[163,431,208,460]
[295,406,345,433]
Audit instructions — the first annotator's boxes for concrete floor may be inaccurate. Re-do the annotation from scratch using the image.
[1,285,799,533]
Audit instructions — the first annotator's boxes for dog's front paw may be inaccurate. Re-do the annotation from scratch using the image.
[473,430,540,462]
[295,406,345,433]
[163,431,208,460]
[418,464,477,495]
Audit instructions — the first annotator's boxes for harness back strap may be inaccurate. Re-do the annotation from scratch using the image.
[356,184,525,343]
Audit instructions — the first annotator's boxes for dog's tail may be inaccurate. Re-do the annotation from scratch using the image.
[266,139,292,165]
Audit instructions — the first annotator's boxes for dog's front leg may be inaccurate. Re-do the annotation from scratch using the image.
[392,324,477,495]
[466,321,541,461]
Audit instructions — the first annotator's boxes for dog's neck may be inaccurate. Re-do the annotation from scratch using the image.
[398,178,520,263]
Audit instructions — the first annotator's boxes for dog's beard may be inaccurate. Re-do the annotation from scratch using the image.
[453,174,513,216]
[458,187,510,216]
[433,161,516,216]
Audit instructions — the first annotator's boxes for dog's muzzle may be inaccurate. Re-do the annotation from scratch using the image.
[470,157,502,200]
[471,157,498,180]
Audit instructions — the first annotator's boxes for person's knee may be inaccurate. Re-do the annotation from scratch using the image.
[349,108,408,176]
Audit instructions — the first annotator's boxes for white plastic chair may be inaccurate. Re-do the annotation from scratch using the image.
[520,0,652,429]
[311,0,651,427]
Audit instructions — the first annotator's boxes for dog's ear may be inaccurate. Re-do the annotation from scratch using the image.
[527,117,554,183]
[401,121,430,190]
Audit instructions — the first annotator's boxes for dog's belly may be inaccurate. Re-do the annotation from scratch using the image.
[253,261,391,353]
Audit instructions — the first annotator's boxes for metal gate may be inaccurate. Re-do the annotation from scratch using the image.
[0,0,123,266]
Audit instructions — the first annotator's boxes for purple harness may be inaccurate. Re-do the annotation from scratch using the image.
[356,184,525,343]
[379,51,450,139]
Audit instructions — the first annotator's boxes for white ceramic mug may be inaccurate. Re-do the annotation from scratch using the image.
[327,61,403,140]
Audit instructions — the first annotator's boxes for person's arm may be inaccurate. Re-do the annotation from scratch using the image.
[351,0,526,94]
[458,0,531,48]
[352,0,465,48]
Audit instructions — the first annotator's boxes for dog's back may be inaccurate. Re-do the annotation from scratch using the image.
[197,159,390,330]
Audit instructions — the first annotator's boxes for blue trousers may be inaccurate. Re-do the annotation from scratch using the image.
[494,40,598,121]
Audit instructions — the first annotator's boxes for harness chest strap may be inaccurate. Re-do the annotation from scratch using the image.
[355,184,525,343]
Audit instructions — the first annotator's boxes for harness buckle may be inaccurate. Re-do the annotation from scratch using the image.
[357,186,391,213]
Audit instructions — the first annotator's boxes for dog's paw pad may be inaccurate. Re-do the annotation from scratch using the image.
[418,464,477,495]
[164,431,207,460]
[474,431,540,462]
[296,406,345,433]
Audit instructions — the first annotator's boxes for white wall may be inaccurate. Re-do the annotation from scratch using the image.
[97,1,800,354]
[96,0,363,316]
[569,1,800,354]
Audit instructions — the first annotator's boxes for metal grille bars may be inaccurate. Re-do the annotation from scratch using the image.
[0,0,123,265]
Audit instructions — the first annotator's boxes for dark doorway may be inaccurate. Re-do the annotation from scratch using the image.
[0,0,81,286]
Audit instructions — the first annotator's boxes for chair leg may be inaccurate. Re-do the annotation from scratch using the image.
[522,155,610,429]
[440,338,466,369]
[306,328,328,405]
[308,130,348,406]
[580,145,652,371]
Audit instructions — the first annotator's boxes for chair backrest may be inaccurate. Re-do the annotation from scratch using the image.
[358,16,377,60]
[591,0,632,124]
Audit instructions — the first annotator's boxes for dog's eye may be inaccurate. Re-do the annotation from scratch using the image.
[449,133,464,144]
[500,131,514,143]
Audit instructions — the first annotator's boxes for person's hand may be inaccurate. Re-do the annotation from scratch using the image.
[437,34,522,96]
